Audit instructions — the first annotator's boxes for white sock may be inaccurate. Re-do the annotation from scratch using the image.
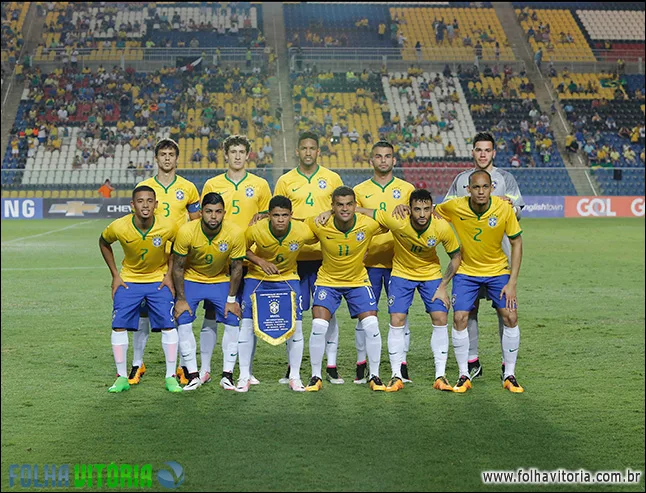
[111,330,128,377]
[501,325,520,379]
[362,315,382,378]
[452,328,469,377]
[325,314,339,368]
[132,317,150,367]
[177,323,198,373]
[387,324,405,378]
[250,332,257,376]
[199,319,218,376]
[467,311,479,362]
[222,324,240,373]
[288,320,304,380]
[161,328,179,378]
[431,325,449,379]
[403,319,411,364]
[355,319,366,363]
[309,318,328,378]
[237,319,254,380]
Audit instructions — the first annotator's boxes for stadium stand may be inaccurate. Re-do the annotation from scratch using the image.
[1,2,29,67]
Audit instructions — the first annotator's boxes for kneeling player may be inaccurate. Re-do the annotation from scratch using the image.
[237,195,318,392]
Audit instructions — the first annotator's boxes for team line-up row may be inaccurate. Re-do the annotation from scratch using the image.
[99,131,526,394]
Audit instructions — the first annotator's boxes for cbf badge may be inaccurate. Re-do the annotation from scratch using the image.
[251,283,296,345]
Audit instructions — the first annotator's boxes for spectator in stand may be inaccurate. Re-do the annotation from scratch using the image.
[191,148,203,163]
[98,178,114,198]
[565,133,579,154]
[444,141,456,157]
[510,154,521,168]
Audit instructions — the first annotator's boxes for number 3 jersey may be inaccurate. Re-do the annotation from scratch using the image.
[136,175,200,231]
[173,220,246,284]
[435,196,522,277]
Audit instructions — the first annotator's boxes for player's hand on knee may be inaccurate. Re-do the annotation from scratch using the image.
[431,285,450,309]
[112,276,128,299]
[174,299,192,319]
[225,301,241,319]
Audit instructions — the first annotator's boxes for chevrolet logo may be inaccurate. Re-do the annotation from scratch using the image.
[49,201,102,217]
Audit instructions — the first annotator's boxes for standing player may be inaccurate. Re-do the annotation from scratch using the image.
[304,186,388,392]
[200,135,271,385]
[236,195,318,392]
[130,137,201,386]
[353,189,462,391]
[436,170,524,393]
[353,141,414,384]
[444,132,524,380]
[171,192,246,391]
[99,186,182,393]
[274,132,345,384]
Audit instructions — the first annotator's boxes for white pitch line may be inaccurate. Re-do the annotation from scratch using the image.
[1,220,94,245]
[1,266,104,272]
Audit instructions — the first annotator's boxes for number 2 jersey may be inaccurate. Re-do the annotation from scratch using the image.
[435,196,522,277]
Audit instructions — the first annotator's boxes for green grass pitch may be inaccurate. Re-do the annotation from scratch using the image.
[1,218,644,492]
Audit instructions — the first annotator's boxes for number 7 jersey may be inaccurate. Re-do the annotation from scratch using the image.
[435,196,522,277]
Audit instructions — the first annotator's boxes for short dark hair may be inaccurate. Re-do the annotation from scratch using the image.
[409,188,433,207]
[132,185,156,200]
[472,132,495,148]
[332,186,355,202]
[154,138,179,157]
[469,169,492,185]
[371,140,394,154]
[202,192,225,209]
[223,134,251,154]
[269,195,292,212]
[298,132,319,148]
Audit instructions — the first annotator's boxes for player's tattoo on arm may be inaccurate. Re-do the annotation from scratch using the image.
[442,250,462,283]
[229,259,243,297]
[172,254,187,301]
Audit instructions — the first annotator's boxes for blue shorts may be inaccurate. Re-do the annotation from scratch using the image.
[387,276,447,314]
[113,283,175,331]
[178,280,240,326]
[313,285,377,318]
[242,279,302,321]
[297,260,322,311]
[451,274,510,312]
[367,267,391,304]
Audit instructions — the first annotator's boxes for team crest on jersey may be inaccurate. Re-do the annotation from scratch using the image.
[318,289,327,300]
[488,216,498,228]
[388,295,395,307]
[175,189,185,201]
[392,189,401,199]
[269,300,280,314]
[218,241,229,252]
[426,237,437,247]
[152,236,163,248]
[492,180,498,190]
[245,186,255,198]
[289,241,300,252]
[356,231,365,242]
[318,179,327,190]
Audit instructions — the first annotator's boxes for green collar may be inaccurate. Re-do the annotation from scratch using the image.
[154,175,177,193]
[132,215,155,239]
[334,214,357,237]
[370,176,395,192]
[269,221,292,245]
[200,221,222,244]
[410,217,432,238]
[225,170,248,190]
[296,165,320,183]
[469,197,492,219]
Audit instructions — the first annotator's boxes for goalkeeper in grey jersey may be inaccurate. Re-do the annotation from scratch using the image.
[443,132,525,381]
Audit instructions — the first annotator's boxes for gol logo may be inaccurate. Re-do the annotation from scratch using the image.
[576,198,616,217]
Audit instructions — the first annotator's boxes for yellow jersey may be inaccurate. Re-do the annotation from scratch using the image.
[101,214,176,283]
[245,219,318,281]
[172,220,247,284]
[274,166,344,260]
[374,210,460,281]
[305,214,387,288]
[435,196,522,277]
[201,171,272,229]
[355,177,415,268]
[136,175,200,232]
